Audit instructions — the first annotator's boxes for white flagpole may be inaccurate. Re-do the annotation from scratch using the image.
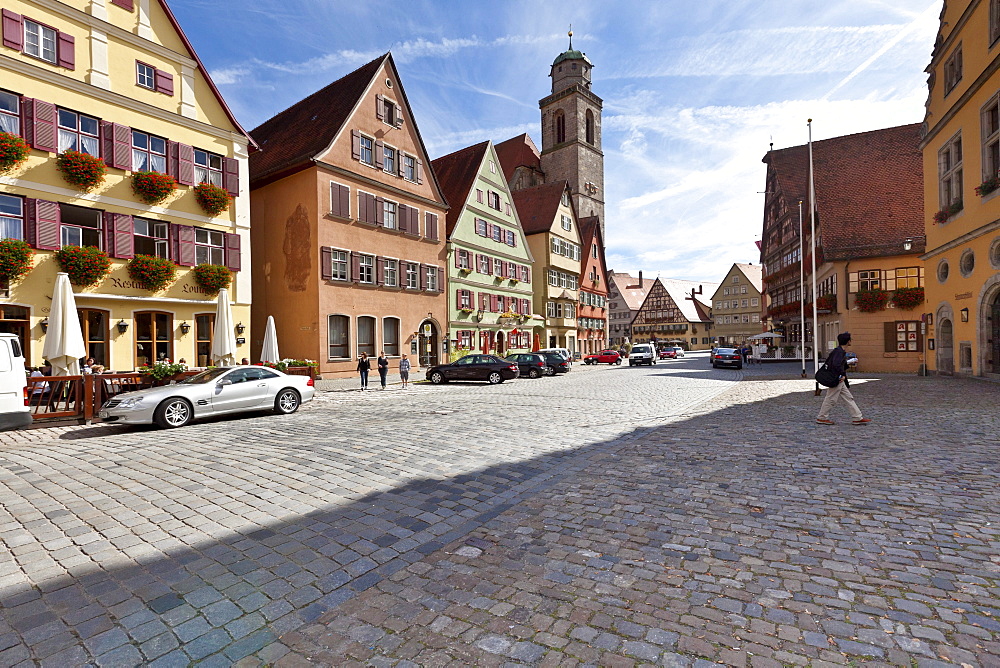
[808,119,819,382]
[798,199,806,378]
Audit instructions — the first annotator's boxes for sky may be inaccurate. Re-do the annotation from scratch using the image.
[172,0,940,284]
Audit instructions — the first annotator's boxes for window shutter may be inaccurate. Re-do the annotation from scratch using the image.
[154,69,174,96]
[420,265,428,291]
[883,322,896,354]
[375,94,384,121]
[111,123,131,170]
[26,199,60,250]
[374,140,384,169]
[398,203,409,233]
[112,213,134,259]
[375,196,384,226]
[436,266,442,291]
[338,184,349,218]
[111,0,134,8]
[351,130,361,161]
[357,191,366,223]
[397,151,405,178]
[375,256,384,285]
[454,250,461,268]
[416,159,423,184]
[524,266,531,283]
[320,247,332,280]
[2,9,23,50]
[425,212,438,241]
[174,225,195,266]
[223,157,239,196]
[224,232,241,271]
[395,112,404,130]
[351,252,360,283]
[409,207,418,237]
[24,99,57,153]
[485,256,492,276]
[174,142,194,185]
[57,32,75,70]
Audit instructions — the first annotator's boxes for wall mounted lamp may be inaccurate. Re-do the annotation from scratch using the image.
[235,322,245,335]
[960,307,969,322]
[39,318,48,333]
[903,238,913,251]
[117,319,129,334]
[179,321,191,335]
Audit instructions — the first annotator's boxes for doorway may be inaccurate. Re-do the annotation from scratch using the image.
[0,305,29,363]
[418,321,438,367]
[991,294,1000,375]
[937,318,954,374]
[495,331,506,356]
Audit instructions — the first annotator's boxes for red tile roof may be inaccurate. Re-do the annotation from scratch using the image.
[510,181,569,235]
[577,215,602,249]
[608,272,655,310]
[248,54,387,185]
[494,133,541,182]
[431,141,489,238]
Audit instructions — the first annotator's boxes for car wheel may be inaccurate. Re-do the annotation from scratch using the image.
[429,371,446,384]
[487,371,503,384]
[154,398,192,429]
[545,365,556,376]
[712,363,718,368]
[528,368,540,379]
[274,388,300,415]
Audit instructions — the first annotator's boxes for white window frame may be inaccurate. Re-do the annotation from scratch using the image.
[403,154,416,181]
[359,134,374,167]
[136,62,156,90]
[426,266,439,292]
[359,254,375,284]
[24,19,57,64]
[383,199,397,230]
[383,258,398,287]
[561,215,572,231]
[327,314,350,359]
[938,132,963,209]
[383,143,396,174]
[405,262,419,289]
[330,249,349,281]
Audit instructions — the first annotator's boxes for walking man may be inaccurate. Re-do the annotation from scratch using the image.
[816,332,871,425]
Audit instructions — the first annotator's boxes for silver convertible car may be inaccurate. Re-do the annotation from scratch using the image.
[99,366,315,428]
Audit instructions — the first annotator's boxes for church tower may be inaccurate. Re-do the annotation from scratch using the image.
[539,30,605,233]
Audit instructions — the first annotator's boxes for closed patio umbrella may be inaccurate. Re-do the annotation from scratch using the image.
[260,315,280,364]
[211,288,238,367]
[42,273,87,376]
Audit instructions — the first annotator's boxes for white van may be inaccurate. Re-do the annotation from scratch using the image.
[0,334,31,431]
[536,348,573,365]
[628,343,657,366]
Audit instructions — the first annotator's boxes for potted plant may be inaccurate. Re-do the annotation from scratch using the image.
[975,175,1000,197]
[458,307,474,314]
[891,286,924,310]
[193,182,230,216]
[54,245,112,287]
[283,359,319,378]
[0,132,30,173]
[127,254,177,292]
[855,287,889,313]
[191,263,231,294]
[56,150,107,192]
[933,200,963,224]
[137,359,187,383]
[132,171,177,206]
[0,239,33,283]
[497,310,518,326]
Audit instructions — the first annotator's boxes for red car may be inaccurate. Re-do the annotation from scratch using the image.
[583,350,622,365]
[659,348,677,359]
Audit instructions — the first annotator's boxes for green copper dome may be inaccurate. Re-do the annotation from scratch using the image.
[552,49,592,67]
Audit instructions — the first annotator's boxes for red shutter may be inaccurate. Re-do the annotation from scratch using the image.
[320,247,332,280]
[357,191,367,223]
[351,252,360,283]
[224,232,241,271]
[420,265,428,291]
[57,32,75,70]
[479,292,487,310]
[330,183,342,218]
[2,9,22,50]
[111,0,134,9]
[25,99,57,153]
[410,207,419,237]
[375,196,384,226]
[175,225,195,266]
[112,214,134,259]
[375,256,384,285]
[374,140,384,169]
[338,184,350,218]
[111,123,131,170]
[30,200,61,250]
[425,212,438,241]
[223,157,239,196]
[525,267,531,283]
[397,152,405,178]
[351,130,361,161]
[490,294,497,312]
[454,250,461,268]
[416,160,423,185]
[395,111,404,130]
[176,143,194,185]
[375,94,384,121]
[155,70,174,96]
[106,122,122,169]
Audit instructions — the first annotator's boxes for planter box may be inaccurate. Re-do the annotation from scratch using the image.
[285,366,318,379]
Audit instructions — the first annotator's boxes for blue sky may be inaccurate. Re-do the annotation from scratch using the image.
[173,0,939,283]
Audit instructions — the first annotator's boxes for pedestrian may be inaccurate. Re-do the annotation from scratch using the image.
[741,344,750,365]
[357,352,370,390]
[816,332,871,425]
[399,353,411,388]
[377,351,389,389]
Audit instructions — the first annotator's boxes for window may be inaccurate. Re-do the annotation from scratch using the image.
[476,189,483,204]
[359,135,374,166]
[741,285,747,294]
[132,130,166,173]
[404,154,416,181]
[592,244,598,259]
[133,218,168,257]
[134,311,172,368]
[752,314,760,322]
[358,254,374,284]
[0,91,19,135]
[488,191,501,211]
[357,316,375,356]
[24,19,56,64]
[489,160,497,174]
[195,228,224,265]
[741,299,748,308]
[456,249,470,270]
[983,95,1000,182]
[993,0,1000,45]
[937,259,949,283]
[405,262,419,289]
[58,109,99,156]
[585,110,595,144]
[328,315,349,358]
[328,249,348,281]
[0,194,24,240]
[561,215,572,231]
[383,200,397,230]
[491,225,502,243]
[426,266,439,292]
[478,254,491,273]
[60,204,101,247]
[195,313,214,366]
[194,149,223,186]
[136,62,155,89]
[848,270,881,293]
[383,317,399,356]
[383,145,396,174]
[751,298,759,306]
[939,132,963,209]
[554,110,565,143]
[383,259,398,287]
[893,267,922,289]
[732,276,739,283]
[944,46,963,94]
[458,290,471,309]
[382,99,396,126]
[960,250,975,277]
[547,301,556,318]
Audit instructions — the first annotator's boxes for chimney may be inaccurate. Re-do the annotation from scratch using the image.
[638,271,643,287]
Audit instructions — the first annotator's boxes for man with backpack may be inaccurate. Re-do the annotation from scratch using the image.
[816,332,872,425]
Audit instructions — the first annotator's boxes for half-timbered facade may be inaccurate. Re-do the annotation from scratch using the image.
[631,278,716,351]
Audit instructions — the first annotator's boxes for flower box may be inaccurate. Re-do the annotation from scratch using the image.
[933,200,963,224]
[975,176,1000,198]
[891,287,924,310]
[0,131,29,173]
[55,245,111,287]
[132,171,177,205]
[56,150,106,192]
[0,239,33,283]
[855,288,889,313]
[192,263,231,294]
[193,182,230,216]
[127,254,176,292]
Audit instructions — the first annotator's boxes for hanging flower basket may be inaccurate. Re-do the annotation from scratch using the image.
[0,239,33,282]
[56,150,107,192]
[192,263,231,294]
[132,171,177,205]
[54,245,111,287]
[855,288,889,313]
[127,254,177,292]
[975,175,1000,198]
[891,286,924,310]
[0,132,30,173]
[193,182,231,216]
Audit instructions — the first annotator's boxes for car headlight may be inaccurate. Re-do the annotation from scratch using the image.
[118,396,144,409]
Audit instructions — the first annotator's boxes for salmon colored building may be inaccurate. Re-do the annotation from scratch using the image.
[576,215,608,354]
[248,54,448,378]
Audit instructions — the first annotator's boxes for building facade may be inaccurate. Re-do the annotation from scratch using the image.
[920,0,1000,378]
[607,271,653,347]
[248,54,448,378]
[576,215,608,354]
[631,278,716,351]
[710,263,763,346]
[432,141,534,358]
[0,0,252,370]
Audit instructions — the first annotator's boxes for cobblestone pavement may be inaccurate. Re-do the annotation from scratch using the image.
[1,355,998,667]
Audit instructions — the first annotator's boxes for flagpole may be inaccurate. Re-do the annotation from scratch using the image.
[798,199,806,378]
[808,119,820,394]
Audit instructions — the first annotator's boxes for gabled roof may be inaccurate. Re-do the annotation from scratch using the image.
[735,263,762,293]
[431,141,490,238]
[763,144,808,206]
[510,181,569,234]
[609,272,655,310]
[577,215,603,248]
[248,54,411,189]
[494,133,541,182]
[658,278,718,323]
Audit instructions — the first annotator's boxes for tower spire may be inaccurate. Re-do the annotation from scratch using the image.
[568,25,573,50]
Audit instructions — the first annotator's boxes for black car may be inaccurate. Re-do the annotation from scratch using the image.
[425,354,519,384]
[711,347,743,370]
[505,353,548,379]
[539,352,570,375]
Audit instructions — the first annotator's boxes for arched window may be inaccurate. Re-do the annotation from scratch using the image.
[585,110,595,145]
[382,317,400,356]
[554,110,565,144]
[328,315,349,359]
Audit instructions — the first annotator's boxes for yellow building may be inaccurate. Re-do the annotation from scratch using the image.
[0,0,253,370]
[921,0,1000,377]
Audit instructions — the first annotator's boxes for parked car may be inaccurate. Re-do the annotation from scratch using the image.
[536,348,573,365]
[584,350,622,365]
[711,347,743,370]
[671,346,685,357]
[505,353,548,378]
[0,334,31,431]
[628,344,657,366]
[659,348,677,359]
[426,354,519,384]
[99,366,315,428]
[538,352,571,375]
